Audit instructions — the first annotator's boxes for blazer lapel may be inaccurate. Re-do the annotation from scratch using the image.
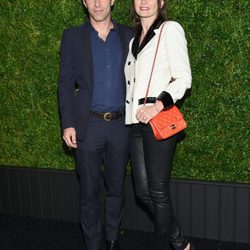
[81,23,93,90]
[117,26,128,95]
[117,25,128,66]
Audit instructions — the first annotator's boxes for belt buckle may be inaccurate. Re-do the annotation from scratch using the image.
[104,112,112,121]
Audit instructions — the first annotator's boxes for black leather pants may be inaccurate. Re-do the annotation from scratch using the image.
[130,124,188,250]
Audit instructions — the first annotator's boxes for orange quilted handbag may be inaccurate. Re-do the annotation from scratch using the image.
[144,22,187,140]
[149,106,187,140]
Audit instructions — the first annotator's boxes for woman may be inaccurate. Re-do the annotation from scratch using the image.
[125,0,193,249]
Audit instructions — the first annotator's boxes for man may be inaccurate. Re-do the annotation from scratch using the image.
[58,0,133,249]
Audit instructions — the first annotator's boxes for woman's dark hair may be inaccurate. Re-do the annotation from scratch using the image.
[131,0,168,30]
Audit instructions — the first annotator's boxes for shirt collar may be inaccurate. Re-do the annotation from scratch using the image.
[87,19,118,34]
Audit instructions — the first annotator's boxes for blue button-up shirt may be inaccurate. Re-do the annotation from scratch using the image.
[89,22,124,112]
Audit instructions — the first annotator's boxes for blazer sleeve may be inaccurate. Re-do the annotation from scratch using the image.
[163,21,192,103]
[58,29,76,130]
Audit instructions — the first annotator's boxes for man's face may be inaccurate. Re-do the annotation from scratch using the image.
[83,0,115,23]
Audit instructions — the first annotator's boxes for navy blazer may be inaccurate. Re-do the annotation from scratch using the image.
[58,22,134,140]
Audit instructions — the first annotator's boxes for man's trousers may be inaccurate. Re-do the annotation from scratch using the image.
[75,116,130,250]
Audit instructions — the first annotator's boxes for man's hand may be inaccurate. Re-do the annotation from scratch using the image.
[63,127,77,148]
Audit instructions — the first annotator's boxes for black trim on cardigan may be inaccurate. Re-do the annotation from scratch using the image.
[132,17,165,59]
[138,97,156,105]
[157,91,174,109]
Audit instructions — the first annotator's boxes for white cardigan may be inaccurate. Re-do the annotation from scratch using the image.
[125,21,192,124]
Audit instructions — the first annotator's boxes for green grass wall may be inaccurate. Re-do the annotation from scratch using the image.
[0,0,249,183]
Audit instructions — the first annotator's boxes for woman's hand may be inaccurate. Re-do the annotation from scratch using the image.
[136,100,164,124]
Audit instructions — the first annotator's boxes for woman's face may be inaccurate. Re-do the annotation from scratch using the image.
[134,0,164,20]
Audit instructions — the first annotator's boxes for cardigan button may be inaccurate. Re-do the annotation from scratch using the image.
[127,80,130,85]
[128,61,131,65]
[126,100,130,104]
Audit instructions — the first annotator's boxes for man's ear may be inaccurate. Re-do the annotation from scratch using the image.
[82,0,87,8]
[111,0,115,7]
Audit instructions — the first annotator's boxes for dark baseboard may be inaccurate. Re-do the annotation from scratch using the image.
[0,165,249,244]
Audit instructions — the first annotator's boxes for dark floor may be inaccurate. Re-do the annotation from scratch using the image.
[0,214,249,250]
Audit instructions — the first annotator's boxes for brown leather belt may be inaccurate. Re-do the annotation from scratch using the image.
[90,110,124,121]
